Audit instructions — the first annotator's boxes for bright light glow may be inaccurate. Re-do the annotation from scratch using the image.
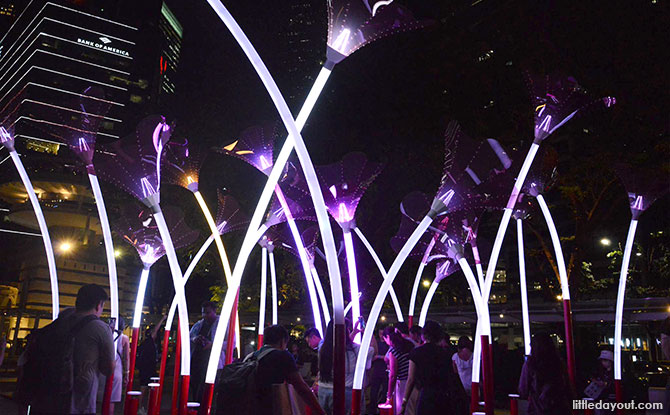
[7,150,58,319]
[140,176,157,198]
[371,0,393,16]
[59,241,73,252]
[353,227,403,322]
[311,267,331,326]
[600,238,611,246]
[418,279,439,327]
[331,28,351,54]
[343,229,361,342]
[380,316,386,322]
[353,215,433,390]
[203,1,342,386]
[635,252,642,257]
[536,195,570,300]
[153,209,191,376]
[88,173,118,336]
[408,237,436,320]
[556,294,563,301]
[258,247,267,335]
[132,267,150,328]
[270,250,278,325]
[422,279,430,288]
[297,317,301,322]
[517,219,531,356]
[614,219,638,380]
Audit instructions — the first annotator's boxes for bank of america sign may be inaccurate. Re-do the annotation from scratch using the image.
[77,36,130,57]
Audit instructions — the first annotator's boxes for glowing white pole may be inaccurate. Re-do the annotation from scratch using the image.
[343,229,361,342]
[204,0,343,390]
[614,219,638,380]
[152,208,190,376]
[353,214,436,390]
[482,143,540,302]
[472,244,485,289]
[132,266,151,328]
[311,266,331,326]
[269,248,278,325]
[166,234,215,330]
[418,279,439,327]
[517,218,531,356]
[353,227,404,322]
[535,194,571,300]
[408,238,436,323]
[258,246,268,335]
[88,172,118,333]
[8,150,59,319]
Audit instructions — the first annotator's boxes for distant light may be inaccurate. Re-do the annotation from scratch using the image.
[635,252,642,257]
[600,238,611,246]
[667,305,670,313]
[250,340,255,346]
[59,242,73,253]
[499,313,504,319]
[422,280,430,288]
[296,317,301,322]
[246,296,251,301]
[380,315,386,322]
[556,294,563,301]
[114,249,122,258]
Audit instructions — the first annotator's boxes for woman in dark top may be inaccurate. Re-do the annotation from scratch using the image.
[383,326,414,414]
[518,333,571,415]
[401,321,466,415]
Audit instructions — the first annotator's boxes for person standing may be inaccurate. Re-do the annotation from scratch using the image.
[383,327,415,415]
[136,314,167,386]
[98,317,130,414]
[190,301,226,401]
[451,336,473,396]
[518,333,571,415]
[400,321,466,415]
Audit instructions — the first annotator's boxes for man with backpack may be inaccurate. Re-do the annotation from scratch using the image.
[217,324,325,415]
[22,284,115,414]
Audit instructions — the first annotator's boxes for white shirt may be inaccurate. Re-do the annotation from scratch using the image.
[452,352,473,390]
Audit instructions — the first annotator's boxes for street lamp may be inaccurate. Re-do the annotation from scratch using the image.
[600,238,612,246]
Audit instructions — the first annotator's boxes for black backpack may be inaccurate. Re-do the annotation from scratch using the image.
[18,313,98,412]
[215,347,275,415]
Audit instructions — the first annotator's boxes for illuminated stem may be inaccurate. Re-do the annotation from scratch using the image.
[88,172,118,333]
[132,266,151,328]
[9,150,59,319]
[343,229,361,342]
[275,187,323,337]
[535,194,570,300]
[152,208,191,376]
[353,227,404,322]
[517,219,531,356]
[269,250,278,324]
[258,246,267,335]
[482,143,540,302]
[311,266,331,326]
[166,234,215,330]
[471,244,485,289]
[418,278,439,327]
[408,237,436,321]
[353,215,434,390]
[614,219,638,380]
[203,1,343,388]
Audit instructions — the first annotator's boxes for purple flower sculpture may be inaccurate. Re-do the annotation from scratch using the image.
[215,190,249,235]
[161,136,205,191]
[326,0,431,65]
[217,122,278,175]
[525,72,616,143]
[614,163,668,220]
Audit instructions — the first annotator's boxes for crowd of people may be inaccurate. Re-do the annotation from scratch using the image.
[8,284,670,415]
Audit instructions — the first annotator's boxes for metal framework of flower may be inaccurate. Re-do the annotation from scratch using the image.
[217,122,279,175]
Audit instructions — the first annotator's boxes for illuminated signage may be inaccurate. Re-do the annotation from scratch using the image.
[77,36,130,57]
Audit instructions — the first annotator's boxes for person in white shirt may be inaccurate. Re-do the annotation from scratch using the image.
[451,336,473,395]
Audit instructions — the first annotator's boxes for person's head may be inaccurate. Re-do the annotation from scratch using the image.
[598,350,614,370]
[528,332,566,387]
[201,301,217,325]
[75,284,108,316]
[437,337,449,349]
[290,342,299,354]
[421,320,444,344]
[395,321,409,336]
[263,325,289,350]
[304,327,322,349]
[117,316,126,332]
[457,336,473,352]
[409,325,422,342]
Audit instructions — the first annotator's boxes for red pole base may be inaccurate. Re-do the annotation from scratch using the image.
[128,327,140,390]
[481,335,494,415]
[180,374,190,415]
[158,330,170,412]
[148,383,160,415]
[102,370,114,415]
[584,398,595,415]
[563,299,577,392]
[171,325,182,415]
[408,315,413,328]
[378,402,393,415]
[333,323,346,415]
[351,388,362,415]
[509,394,519,415]
[200,383,215,415]
[471,381,480,413]
[614,379,624,414]
[124,391,141,415]
[257,334,263,350]
[187,402,201,415]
